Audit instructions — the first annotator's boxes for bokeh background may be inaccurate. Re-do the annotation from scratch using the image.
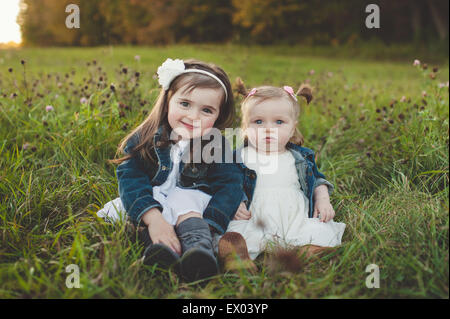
[17,0,450,49]
[0,0,448,299]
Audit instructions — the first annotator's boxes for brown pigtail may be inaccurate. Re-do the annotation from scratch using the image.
[296,84,313,104]
[235,77,249,97]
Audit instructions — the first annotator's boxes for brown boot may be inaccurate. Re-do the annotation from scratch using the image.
[218,232,257,274]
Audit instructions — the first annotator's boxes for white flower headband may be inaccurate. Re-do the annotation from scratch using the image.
[156,58,228,101]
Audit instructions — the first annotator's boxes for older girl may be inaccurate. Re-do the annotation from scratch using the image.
[102,58,243,282]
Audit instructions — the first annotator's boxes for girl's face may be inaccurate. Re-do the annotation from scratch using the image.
[168,84,223,139]
[245,97,297,153]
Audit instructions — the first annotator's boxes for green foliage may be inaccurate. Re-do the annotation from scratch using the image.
[18,0,449,47]
[0,45,448,298]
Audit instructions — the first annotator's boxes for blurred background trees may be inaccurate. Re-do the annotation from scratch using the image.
[18,0,448,47]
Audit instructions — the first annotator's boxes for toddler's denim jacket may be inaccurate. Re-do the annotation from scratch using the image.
[236,143,335,218]
[116,127,243,234]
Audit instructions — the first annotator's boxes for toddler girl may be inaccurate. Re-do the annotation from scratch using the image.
[219,80,345,268]
[99,58,243,282]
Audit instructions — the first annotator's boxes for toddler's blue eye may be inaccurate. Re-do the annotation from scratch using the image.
[203,108,213,114]
[255,120,262,124]
[180,101,189,107]
[276,120,284,124]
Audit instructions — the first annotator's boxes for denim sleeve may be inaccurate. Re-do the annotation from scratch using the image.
[116,134,163,226]
[311,155,335,196]
[314,177,335,196]
[203,162,245,235]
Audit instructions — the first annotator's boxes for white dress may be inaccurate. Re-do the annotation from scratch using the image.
[97,140,212,225]
[227,146,346,260]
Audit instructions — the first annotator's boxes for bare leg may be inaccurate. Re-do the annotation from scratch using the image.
[176,211,202,227]
[297,244,336,259]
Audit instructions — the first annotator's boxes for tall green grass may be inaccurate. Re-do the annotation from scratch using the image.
[0,45,448,298]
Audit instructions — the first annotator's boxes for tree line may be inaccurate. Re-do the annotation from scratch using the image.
[18,0,449,46]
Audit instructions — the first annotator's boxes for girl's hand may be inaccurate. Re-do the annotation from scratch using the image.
[142,208,182,256]
[313,198,335,223]
[233,202,252,220]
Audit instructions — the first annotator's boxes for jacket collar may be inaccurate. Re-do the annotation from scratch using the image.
[152,125,170,147]
[286,142,310,165]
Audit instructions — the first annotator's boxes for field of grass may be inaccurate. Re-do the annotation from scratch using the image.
[0,45,448,298]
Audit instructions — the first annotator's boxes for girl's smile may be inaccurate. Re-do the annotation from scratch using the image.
[180,120,196,130]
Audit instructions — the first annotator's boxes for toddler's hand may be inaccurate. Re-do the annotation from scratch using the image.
[313,198,335,223]
[233,202,251,220]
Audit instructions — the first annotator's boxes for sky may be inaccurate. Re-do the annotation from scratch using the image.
[0,0,22,43]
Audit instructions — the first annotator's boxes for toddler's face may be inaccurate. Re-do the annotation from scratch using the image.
[168,84,222,140]
[245,97,297,153]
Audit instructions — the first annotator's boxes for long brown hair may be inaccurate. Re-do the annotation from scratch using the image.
[109,59,234,165]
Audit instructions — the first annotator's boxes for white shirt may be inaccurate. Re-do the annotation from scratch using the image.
[154,139,190,197]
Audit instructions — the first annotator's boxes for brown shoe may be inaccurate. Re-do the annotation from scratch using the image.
[218,232,257,274]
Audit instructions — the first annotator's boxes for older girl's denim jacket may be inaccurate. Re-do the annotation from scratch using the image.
[116,128,243,234]
[236,143,334,218]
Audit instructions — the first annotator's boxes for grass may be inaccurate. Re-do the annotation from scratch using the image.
[0,44,448,298]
